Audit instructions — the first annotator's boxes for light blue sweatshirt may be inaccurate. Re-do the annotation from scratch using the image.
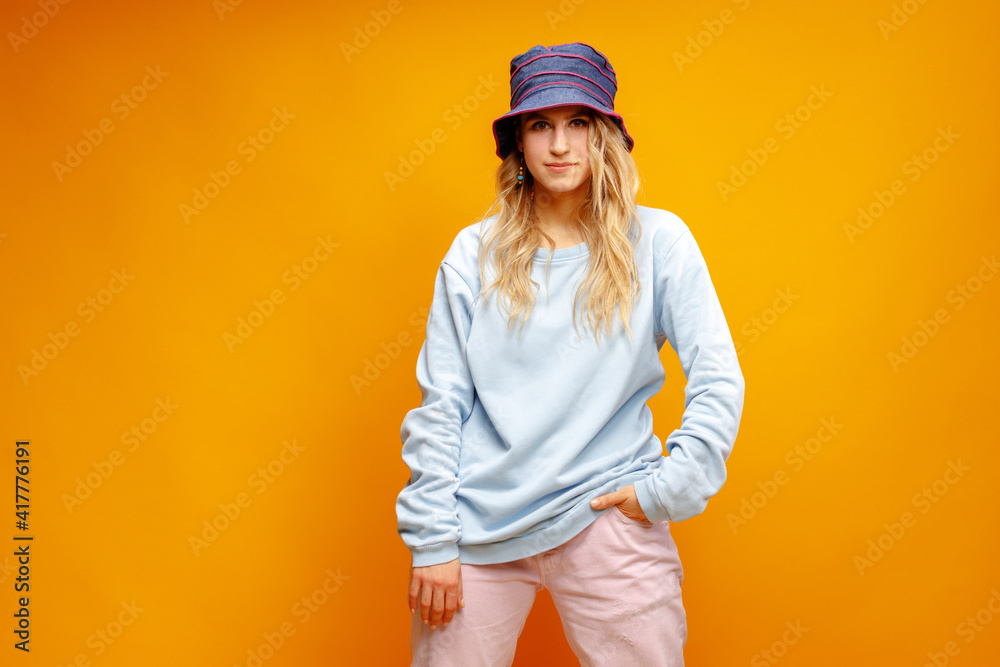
[396,205,745,568]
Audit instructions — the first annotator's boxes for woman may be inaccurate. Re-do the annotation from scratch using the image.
[396,42,745,666]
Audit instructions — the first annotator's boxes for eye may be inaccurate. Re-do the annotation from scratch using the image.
[528,118,587,130]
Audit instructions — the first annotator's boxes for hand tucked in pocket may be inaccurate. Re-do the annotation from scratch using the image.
[590,483,650,523]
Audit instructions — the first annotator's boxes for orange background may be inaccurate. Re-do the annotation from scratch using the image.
[2,0,999,665]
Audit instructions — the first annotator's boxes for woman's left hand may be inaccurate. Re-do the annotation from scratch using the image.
[591,484,651,523]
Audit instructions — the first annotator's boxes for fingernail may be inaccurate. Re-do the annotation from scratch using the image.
[423,618,428,624]
[591,499,599,507]
[410,608,415,614]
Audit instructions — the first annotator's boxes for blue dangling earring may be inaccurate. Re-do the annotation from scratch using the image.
[516,152,532,201]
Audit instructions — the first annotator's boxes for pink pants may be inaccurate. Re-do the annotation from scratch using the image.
[410,505,687,666]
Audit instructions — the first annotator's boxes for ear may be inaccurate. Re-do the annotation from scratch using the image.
[515,124,523,154]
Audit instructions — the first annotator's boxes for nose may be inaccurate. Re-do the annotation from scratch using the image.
[550,124,569,154]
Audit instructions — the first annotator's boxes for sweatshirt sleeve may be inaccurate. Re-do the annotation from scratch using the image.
[633,229,746,524]
[396,261,476,567]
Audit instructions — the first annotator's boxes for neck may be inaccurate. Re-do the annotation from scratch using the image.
[532,183,587,236]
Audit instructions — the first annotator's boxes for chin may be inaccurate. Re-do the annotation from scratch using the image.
[543,181,586,194]
[539,174,579,188]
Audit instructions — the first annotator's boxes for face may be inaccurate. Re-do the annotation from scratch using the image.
[515,104,593,201]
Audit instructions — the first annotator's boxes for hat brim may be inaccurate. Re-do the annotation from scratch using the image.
[492,87,634,160]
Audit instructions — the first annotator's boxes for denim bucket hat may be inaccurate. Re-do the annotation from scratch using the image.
[492,42,634,160]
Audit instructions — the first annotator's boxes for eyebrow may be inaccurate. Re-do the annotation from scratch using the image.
[523,109,590,122]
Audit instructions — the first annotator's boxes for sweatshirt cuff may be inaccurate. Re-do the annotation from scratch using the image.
[410,540,460,568]
[634,473,672,524]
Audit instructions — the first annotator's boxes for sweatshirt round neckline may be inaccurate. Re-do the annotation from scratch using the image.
[533,241,589,262]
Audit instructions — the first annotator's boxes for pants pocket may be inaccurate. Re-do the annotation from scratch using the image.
[611,503,653,527]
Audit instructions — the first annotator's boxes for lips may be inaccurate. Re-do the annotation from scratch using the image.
[545,162,575,172]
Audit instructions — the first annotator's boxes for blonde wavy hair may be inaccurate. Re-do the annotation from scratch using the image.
[476,109,643,345]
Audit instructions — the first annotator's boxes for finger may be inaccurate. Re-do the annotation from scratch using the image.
[432,580,450,629]
[595,491,622,508]
[457,569,465,609]
[420,577,434,625]
[442,586,459,626]
[408,568,421,614]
